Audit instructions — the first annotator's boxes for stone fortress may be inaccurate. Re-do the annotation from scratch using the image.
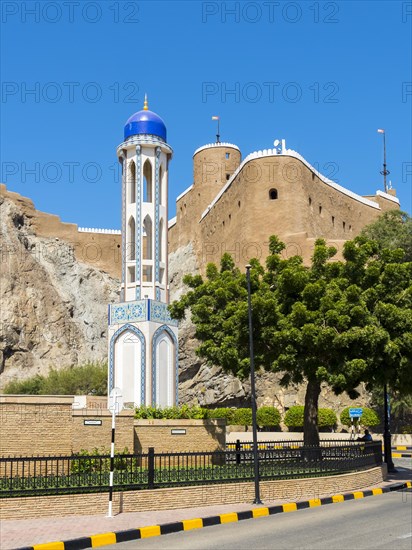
[168,139,399,271]
[0,110,401,409]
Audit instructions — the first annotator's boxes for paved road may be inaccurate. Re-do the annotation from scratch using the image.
[99,489,412,550]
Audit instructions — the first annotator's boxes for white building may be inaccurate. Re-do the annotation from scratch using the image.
[107,97,178,408]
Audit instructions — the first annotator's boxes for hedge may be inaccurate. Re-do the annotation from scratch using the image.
[134,405,281,427]
[340,407,380,427]
[284,406,337,429]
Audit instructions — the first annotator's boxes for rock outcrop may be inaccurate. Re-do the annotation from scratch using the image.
[0,191,119,388]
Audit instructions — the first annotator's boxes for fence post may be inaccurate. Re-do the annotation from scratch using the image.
[236,439,241,465]
[148,447,155,489]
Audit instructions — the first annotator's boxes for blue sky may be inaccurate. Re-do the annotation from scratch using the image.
[1,1,411,228]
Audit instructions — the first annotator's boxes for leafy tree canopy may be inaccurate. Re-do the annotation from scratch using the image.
[360,210,412,262]
[169,235,412,445]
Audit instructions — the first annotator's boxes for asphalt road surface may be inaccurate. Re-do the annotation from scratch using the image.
[99,488,412,550]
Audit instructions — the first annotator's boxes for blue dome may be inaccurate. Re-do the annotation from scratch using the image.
[124,109,167,141]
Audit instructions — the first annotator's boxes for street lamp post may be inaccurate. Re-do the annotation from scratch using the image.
[246,264,262,504]
[383,383,396,473]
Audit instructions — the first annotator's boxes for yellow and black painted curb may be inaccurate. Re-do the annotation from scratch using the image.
[16,481,412,550]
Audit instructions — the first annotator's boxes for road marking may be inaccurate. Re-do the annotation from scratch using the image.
[220,513,238,523]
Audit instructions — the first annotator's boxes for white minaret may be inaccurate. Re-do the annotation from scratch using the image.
[107,96,178,408]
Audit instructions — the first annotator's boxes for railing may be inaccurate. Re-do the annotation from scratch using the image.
[0,441,382,498]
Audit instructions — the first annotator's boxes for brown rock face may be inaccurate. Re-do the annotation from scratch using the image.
[0,191,119,388]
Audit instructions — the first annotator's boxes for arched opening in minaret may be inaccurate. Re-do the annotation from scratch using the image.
[114,329,142,406]
[159,218,164,262]
[159,165,164,205]
[127,216,136,261]
[143,160,153,203]
[143,215,152,260]
[155,332,175,407]
[129,161,136,204]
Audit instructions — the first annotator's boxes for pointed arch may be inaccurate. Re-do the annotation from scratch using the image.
[159,218,164,262]
[129,160,136,203]
[109,323,146,405]
[127,216,136,261]
[159,165,163,205]
[143,214,152,260]
[151,325,178,406]
[143,159,153,203]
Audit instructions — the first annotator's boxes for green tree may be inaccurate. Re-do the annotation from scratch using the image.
[170,236,412,446]
[360,210,412,262]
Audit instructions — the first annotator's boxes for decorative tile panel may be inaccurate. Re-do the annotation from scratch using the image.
[149,300,178,327]
[109,300,147,325]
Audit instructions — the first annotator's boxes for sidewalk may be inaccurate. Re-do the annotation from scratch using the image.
[1,468,411,550]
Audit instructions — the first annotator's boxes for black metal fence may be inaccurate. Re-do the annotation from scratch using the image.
[0,440,382,498]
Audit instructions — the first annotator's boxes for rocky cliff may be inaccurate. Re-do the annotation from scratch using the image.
[0,190,119,387]
[0,186,367,412]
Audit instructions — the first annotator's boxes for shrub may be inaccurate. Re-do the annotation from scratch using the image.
[340,407,380,427]
[3,362,107,395]
[232,408,252,426]
[70,447,130,474]
[134,405,209,420]
[256,406,281,427]
[284,406,337,429]
[284,406,304,428]
[207,408,235,423]
[318,408,337,428]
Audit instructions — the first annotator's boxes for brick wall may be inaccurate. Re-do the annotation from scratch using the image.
[0,397,225,457]
[0,396,134,456]
[134,419,226,453]
[0,466,386,519]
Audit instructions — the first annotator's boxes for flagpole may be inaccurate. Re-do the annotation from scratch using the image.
[212,116,220,143]
[378,129,390,193]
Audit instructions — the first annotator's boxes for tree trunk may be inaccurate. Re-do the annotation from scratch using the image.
[303,379,321,447]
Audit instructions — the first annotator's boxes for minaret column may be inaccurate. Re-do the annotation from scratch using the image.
[135,145,142,300]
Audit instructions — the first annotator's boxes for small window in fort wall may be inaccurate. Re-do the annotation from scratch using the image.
[309,197,312,206]
[332,216,335,226]
[319,205,322,215]
[238,201,241,208]
[226,153,230,159]
[226,173,230,180]
[269,189,278,200]
[343,221,346,231]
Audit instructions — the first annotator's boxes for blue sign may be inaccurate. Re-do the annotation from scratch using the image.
[349,408,363,418]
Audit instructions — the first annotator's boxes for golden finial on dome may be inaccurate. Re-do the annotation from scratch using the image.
[143,93,148,111]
